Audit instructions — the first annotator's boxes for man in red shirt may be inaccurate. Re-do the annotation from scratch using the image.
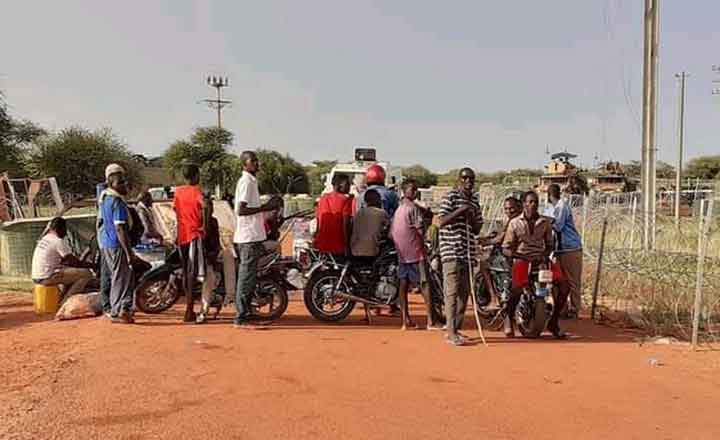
[173,163,206,323]
[314,174,352,256]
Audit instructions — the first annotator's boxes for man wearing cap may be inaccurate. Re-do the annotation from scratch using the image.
[98,164,136,323]
[96,164,122,316]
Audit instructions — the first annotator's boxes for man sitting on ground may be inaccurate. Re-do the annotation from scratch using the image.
[32,217,95,300]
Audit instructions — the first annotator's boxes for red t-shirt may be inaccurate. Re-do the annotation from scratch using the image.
[314,191,352,255]
[173,185,204,245]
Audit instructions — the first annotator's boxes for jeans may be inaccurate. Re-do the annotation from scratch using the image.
[101,248,134,317]
[99,253,112,313]
[443,260,470,336]
[234,242,264,323]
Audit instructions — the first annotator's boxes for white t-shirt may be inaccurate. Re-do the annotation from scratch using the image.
[233,171,267,244]
[31,233,72,280]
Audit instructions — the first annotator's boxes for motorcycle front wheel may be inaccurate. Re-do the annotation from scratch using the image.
[303,270,356,322]
[516,297,546,338]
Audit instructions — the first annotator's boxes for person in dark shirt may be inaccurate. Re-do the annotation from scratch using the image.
[197,195,222,324]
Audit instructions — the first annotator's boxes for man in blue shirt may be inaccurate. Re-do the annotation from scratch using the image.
[98,166,136,323]
[357,164,399,218]
[544,184,583,318]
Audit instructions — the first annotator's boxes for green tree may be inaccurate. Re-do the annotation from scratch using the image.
[437,169,460,186]
[256,149,309,194]
[25,126,142,195]
[0,92,46,176]
[163,126,237,192]
[305,160,337,195]
[402,164,438,188]
[684,155,720,180]
[656,161,676,179]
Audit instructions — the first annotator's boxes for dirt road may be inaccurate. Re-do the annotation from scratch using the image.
[2,292,719,440]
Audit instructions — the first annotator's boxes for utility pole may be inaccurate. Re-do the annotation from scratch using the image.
[641,0,660,250]
[203,75,231,129]
[674,72,688,225]
[713,65,720,96]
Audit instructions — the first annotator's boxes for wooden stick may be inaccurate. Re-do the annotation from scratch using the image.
[467,221,488,347]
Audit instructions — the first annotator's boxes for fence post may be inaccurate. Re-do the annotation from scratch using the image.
[629,194,638,251]
[591,214,609,321]
[581,193,589,241]
[691,198,714,350]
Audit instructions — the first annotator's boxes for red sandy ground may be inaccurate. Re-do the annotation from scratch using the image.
[1,291,719,440]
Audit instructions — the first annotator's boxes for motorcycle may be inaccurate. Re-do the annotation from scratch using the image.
[472,245,513,331]
[134,246,300,320]
[134,208,313,319]
[512,258,555,338]
[303,242,445,323]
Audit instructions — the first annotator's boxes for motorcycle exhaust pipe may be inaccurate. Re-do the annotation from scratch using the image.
[335,292,387,308]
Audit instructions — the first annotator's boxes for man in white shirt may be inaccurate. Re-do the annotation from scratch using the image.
[233,151,281,328]
[32,217,95,300]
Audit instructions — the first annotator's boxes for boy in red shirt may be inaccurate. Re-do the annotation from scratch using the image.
[314,174,352,256]
[173,163,206,323]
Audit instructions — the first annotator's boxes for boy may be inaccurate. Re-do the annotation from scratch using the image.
[390,179,440,331]
[173,163,206,323]
[196,195,221,323]
[350,189,388,263]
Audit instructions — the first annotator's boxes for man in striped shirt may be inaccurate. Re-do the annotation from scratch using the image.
[438,168,483,346]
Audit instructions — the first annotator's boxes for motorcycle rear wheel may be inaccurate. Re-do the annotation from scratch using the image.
[135,272,181,314]
[303,270,356,322]
[251,278,289,321]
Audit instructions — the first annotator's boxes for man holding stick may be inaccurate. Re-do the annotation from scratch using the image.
[437,168,483,346]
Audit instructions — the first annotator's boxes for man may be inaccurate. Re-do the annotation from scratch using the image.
[350,189,388,263]
[234,151,281,328]
[136,191,163,243]
[391,179,440,331]
[438,168,483,346]
[357,164,399,218]
[314,174,353,257]
[545,184,583,318]
[197,194,221,324]
[32,217,94,299]
[476,196,521,306]
[98,169,136,323]
[96,164,120,317]
[502,191,570,338]
[173,163,206,323]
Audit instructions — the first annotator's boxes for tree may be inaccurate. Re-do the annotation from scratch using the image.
[437,169,460,186]
[656,161,676,179]
[0,92,46,176]
[163,126,237,192]
[402,164,438,188]
[256,149,309,194]
[684,155,720,180]
[305,160,337,195]
[25,126,142,195]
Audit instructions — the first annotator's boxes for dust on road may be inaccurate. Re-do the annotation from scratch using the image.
[2,292,719,440]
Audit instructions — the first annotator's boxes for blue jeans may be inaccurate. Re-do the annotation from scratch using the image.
[234,242,264,323]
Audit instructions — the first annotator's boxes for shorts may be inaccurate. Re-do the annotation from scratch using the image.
[398,261,428,287]
[511,259,564,289]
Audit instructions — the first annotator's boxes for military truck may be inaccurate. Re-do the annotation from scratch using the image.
[537,152,588,195]
[592,161,637,193]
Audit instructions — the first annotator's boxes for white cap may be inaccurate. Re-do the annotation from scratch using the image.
[105,163,125,180]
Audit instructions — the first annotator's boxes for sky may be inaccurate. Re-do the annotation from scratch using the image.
[1,0,718,172]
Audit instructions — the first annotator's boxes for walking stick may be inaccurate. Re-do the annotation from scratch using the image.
[466,219,488,347]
